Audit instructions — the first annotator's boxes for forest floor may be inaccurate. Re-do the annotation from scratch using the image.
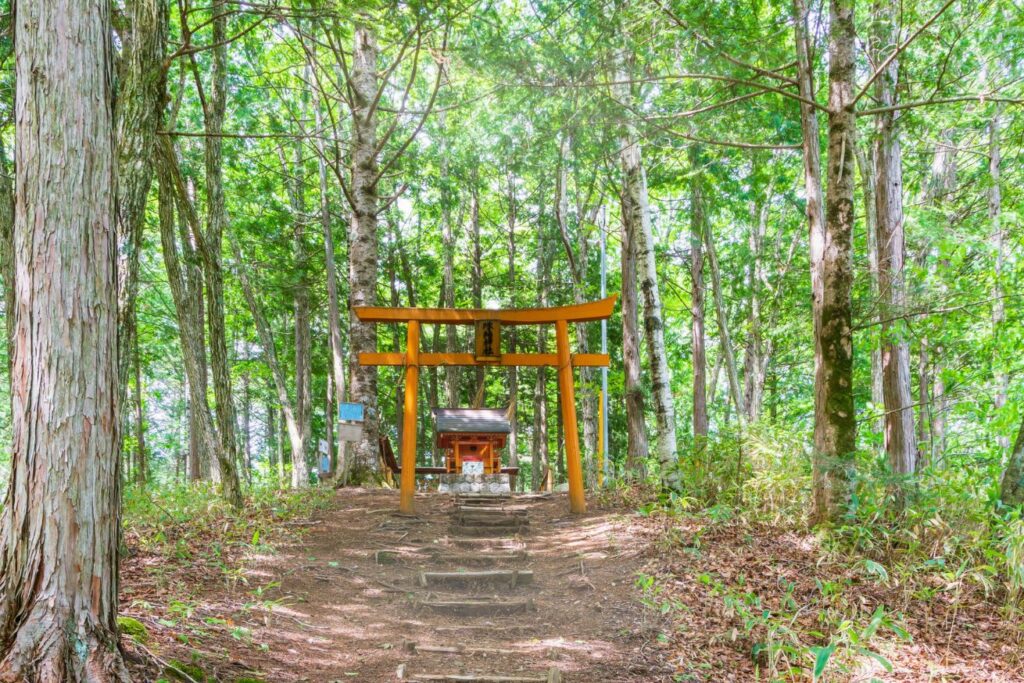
[119,487,1024,682]
[120,488,669,682]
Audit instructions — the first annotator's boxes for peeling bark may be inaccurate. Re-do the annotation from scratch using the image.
[0,1,129,676]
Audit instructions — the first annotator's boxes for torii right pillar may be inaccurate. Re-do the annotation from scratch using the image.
[555,319,586,514]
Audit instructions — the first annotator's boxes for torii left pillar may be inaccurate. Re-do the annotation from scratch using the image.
[400,321,419,514]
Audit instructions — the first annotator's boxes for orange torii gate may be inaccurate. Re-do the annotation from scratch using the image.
[354,296,616,515]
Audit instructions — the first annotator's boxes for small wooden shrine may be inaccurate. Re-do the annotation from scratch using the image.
[433,408,512,476]
[354,296,616,514]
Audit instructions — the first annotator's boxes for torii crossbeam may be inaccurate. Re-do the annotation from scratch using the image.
[354,296,616,514]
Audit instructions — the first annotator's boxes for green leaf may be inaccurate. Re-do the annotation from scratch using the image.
[861,560,889,583]
[812,643,836,680]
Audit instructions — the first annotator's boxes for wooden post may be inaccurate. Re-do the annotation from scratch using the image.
[555,319,585,513]
[401,321,420,514]
[597,389,605,487]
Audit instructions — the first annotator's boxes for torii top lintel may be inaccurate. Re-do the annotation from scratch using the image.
[353,295,618,325]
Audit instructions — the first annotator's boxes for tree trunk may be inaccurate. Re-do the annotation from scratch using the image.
[286,142,312,488]
[690,146,709,448]
[0,141,12,381]
[507,208,519,476]
[743,188,770,423]
[620,181,649,478]
[268,401,279,486]
[990,108,1008,449]
[470,187,485,399]
[871,0,917,478]
[1000,418,1024,507]
[555,140,598,485]
[231,239,308,486]
[196,0,242,499]
[242,371,252,484]
[134,319,148,486]
[161,136,242,505]
[532,215,550,492]
[0,1,129,675]
[853,142,884,432]
[313,68,348,482]
[115,0,168,401]
[795,0,854,523]
[621,131,674,483]
[440,116,460,407]
[158,150,228,496]
[704,225,744,420]
[348,23,381,476]
[813,0,858,522]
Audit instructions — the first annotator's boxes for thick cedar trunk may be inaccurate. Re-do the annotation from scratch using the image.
[115,0,168,400]
[871,0,917,477]
[689,146,709,446]
[0,1,129,676]
[814,0,858,522]
[621,134,676,482]
[348,24,381,476]
[286,142,312,488]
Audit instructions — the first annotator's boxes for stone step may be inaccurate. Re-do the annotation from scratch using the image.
[454,506,529,517]
[396,664,562,682]
[418,597,534,616]
[419,569,533,589]
[454,494,513,504]
[434,550,528,566]
[453,514,530,527]
[448,537,524,550]
[450,523,528,538]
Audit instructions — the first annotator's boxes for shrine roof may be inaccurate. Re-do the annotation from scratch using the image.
[432,408,512,434]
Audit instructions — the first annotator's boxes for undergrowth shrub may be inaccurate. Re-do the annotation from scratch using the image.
[122,482,333,562]
[656,422,1024,607]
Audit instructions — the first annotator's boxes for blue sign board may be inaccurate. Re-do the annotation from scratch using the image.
[338,402,365,422]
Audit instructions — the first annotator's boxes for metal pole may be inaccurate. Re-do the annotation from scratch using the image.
[600,206,610,484]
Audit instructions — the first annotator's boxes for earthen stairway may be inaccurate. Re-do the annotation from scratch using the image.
[396,493,562,683]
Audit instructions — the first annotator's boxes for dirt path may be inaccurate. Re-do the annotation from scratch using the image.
[142,489,665,682]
